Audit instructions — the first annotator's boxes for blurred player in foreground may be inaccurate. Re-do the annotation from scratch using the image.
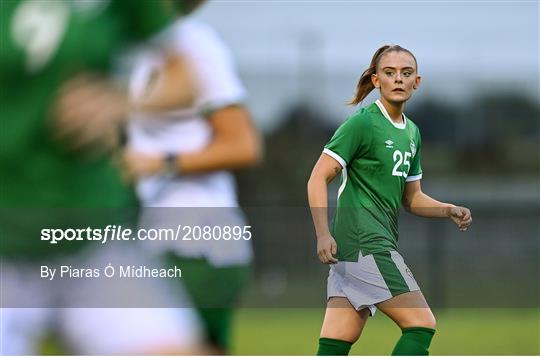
[0,0,206,354]
[307,45,472,355]
[121,1,262,354]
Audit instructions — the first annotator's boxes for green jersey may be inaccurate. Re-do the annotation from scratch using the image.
[0,0,177,257]
[324,100,422,261]
[0,0,177,206]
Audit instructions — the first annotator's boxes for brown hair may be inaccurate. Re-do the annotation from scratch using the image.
[347,45,417,106]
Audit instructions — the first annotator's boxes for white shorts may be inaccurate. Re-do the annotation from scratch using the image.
[327,250,420,316]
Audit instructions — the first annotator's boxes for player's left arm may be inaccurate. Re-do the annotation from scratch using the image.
[176,105,262,173]
[402,180,472,231]
[122,104,262,177]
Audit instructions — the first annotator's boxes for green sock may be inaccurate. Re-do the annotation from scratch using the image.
[391,327,436,355]
[317,337,352,356]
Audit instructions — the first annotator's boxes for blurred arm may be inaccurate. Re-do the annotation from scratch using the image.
[176,105,262,174]
[121,104,260,179]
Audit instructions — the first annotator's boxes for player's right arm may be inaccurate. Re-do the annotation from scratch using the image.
[307,153,341,264]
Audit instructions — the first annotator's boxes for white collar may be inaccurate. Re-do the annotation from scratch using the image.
[375,99,407,130]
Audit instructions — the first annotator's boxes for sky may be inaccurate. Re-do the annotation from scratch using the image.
[193,1,539,130]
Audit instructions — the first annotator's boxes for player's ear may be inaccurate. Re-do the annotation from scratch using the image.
[413,75,421,90]
[371,73,380,89]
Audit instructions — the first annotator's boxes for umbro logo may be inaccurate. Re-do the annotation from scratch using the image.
[385,140,394,148]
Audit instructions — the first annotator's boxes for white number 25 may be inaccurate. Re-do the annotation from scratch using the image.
[392,150,411,178]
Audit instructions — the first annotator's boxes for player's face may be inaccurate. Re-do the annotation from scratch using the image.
[371,51,421,104]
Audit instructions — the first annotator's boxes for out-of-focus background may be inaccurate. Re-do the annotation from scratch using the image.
[192,1,539,355]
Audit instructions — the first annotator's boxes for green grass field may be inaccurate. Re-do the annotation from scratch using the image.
[231,308,539,355]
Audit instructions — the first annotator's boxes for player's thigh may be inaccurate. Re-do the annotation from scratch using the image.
[59,248,204,354]
[61,308,204,355]
[376,290,436,329]
[320,297,370,343]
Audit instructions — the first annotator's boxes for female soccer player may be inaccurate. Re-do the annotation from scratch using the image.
[307,45,472,356]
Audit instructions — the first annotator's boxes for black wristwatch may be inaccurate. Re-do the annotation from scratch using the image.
[164,153,179,175]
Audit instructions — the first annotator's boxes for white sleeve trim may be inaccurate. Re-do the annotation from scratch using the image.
[406,173,423,182]
[323,148,347,168]
[200,97,246,115]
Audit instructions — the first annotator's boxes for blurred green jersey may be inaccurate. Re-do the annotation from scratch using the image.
[0,0,177,206]
[324,100,423,261]
[0,0,177,257]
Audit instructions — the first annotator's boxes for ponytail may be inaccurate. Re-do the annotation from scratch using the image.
[348,44,417,106]
[347,45,390,105]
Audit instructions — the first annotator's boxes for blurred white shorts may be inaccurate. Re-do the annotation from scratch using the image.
[0,245,203,355]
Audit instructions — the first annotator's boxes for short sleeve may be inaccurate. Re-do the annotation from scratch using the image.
[176,21,246,115]
[406,129,422,182]
[323,113,370,168]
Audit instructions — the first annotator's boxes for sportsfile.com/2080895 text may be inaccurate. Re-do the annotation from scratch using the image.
[40,225,252,245]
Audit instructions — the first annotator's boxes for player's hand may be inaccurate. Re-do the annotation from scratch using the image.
[317,234,338,264]
[52,73,128,154]
[121,147,165,180]
[447,206,472,231]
